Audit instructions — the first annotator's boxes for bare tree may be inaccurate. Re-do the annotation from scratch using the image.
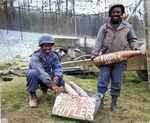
[126,0,143,21]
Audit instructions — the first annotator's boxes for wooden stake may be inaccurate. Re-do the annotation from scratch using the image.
[144,0,150,89]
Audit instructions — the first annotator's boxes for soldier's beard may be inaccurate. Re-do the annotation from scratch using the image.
[111,15,121,24]
[111,19,119,24]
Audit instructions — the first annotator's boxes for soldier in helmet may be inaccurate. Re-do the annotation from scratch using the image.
[26,34,65,108]
[91,3,139,113]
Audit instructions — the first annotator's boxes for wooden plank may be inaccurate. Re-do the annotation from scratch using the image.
[126,54,147,71]
[61,59,93,68]
[52,93,96,121]
[61,54,147,71]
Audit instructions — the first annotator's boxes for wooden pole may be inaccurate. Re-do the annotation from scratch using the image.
[144,0,150,89]
[72,0,75,15]
[18,1,23,41]
[84,35,87,54]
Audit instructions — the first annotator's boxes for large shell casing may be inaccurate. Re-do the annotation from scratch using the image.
[69,81,89,97]
[63,83,79,96]
[93,50,146,67]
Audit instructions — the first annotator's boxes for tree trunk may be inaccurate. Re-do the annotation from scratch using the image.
[72,0,75,15]
[144,0,150,89]
[66,0,68,13]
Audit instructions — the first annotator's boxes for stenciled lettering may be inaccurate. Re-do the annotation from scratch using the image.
[80,108,86,118]
[86,109,94,120]
[67,107,76,116]
[55,105,64,115]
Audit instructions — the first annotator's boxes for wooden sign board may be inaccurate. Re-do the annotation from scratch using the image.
[52,93,96,121]
[127,54,147,71]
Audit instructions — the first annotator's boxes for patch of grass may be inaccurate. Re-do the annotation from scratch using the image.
[74,73,98,79]
[0,63,13,70]
[123,71,143,84]
[12,104,21,109]
[1,71,150,123]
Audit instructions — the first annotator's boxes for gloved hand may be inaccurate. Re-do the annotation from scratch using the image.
[52,76,59,86]
[51,86,60,95]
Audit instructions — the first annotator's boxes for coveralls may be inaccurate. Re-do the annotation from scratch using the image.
[91,20,139,101]
[26,49,65,92]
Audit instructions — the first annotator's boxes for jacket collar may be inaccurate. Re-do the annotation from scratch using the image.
[39,49,52,63]
[107,19,127,31]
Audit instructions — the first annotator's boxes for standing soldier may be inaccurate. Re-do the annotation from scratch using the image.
[91,3,139,113]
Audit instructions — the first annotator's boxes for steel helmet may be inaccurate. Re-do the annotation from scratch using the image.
[109,2,125,17]
[39,34,55,46]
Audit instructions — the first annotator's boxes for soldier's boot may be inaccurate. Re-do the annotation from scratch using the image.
[29,91,37,108]
[110,100,119,113]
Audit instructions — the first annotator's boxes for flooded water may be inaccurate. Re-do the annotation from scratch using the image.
[0,29,41,62]
[0,29,96,62]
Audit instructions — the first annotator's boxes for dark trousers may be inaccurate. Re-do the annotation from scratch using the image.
[97,61,126,99]
[26,69,65,92]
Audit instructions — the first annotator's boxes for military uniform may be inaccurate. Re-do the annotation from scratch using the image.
[26,49,65,92]
[91,3,139,113]
[26,34,65,108]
